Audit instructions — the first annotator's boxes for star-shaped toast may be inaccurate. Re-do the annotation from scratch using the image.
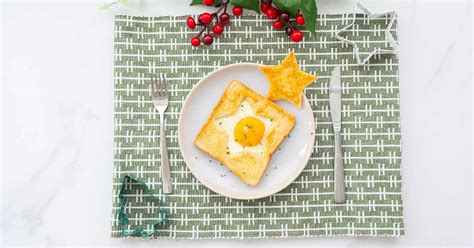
[259,51,317,108]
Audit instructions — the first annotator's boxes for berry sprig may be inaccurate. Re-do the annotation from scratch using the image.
[187,0,318,46]
[103,0,318,44]
[187,0,244,47]
[260,0,305,42]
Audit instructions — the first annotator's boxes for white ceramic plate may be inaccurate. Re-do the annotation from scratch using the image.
[178,63,315,200]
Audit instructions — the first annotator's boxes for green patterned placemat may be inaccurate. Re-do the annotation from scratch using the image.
[111,13,404,239]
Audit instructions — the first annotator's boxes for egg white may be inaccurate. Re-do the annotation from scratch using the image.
[215,100,272,155]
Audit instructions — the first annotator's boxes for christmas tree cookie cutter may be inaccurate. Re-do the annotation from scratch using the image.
[336,2,399,65]
[118,174,170,238]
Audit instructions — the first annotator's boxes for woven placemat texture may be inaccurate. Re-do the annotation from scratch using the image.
[111,13,404,239]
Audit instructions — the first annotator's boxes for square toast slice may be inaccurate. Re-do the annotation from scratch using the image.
[194,80,295,186]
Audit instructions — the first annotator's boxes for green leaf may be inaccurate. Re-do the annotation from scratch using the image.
[100,3,111,9]
[272,0,300,17]
[300,0,317,34]
[190,0,202,6]
[100,0,123,9]
[230,0,261,13]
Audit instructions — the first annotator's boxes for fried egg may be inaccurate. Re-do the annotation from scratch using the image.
[215,100,272,154]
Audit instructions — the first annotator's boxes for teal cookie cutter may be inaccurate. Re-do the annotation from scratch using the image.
[118,174,170,238]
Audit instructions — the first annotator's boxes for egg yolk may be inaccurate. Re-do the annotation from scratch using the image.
[234,116,265,147]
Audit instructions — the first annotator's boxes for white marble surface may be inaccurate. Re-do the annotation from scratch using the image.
[1,0,472,247]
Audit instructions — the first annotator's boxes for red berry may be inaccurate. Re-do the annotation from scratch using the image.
[213,23,224,35]
[186,16,196,29]
[279,12,289,22]
[203,0,214,6]
[198,12,213,25]
[291,30,303,42]
[296,14,305,25]
[272,20,284,29]
[203,34,214,45]
[285,26,293,36]
[232,6,243,16]
[220,13,230,25]
[191,36,200,47]
[260,3,270,13]
[266,7,278,20]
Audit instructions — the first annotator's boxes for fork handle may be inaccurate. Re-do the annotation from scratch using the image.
[160,112,172,194]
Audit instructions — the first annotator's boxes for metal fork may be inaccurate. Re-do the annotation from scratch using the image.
[150,74,172,194]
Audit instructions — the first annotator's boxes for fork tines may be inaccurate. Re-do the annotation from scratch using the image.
[150,74,168,98]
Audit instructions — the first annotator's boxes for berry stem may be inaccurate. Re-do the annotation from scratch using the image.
[222,0,229,13]
[286,20,295,31]
[198,26,207,37]
[215,1,228,14]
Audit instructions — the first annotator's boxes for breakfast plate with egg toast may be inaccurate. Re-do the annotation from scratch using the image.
[178,63,315,199]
